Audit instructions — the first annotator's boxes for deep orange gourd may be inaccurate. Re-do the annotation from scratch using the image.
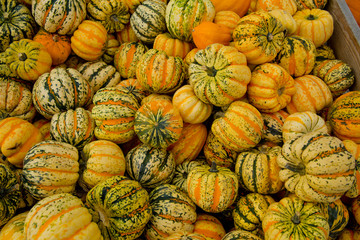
[192,22,232,49]
[211,0,251,17]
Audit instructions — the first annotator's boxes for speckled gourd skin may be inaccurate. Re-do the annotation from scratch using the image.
[261,110,289,144]
[222,229,262,240]
[0,211,28,240]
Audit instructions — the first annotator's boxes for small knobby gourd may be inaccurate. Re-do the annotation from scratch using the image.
[261,110,289,144]
[192,21,232,49]
[0,211,28,239]
[193,214,226,240]
[256,0,298,15]
[153,33,195,59]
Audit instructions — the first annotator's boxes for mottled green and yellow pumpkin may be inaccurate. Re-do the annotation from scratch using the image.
[101,34,120,64]
[0,211,27,240]
[222,230,262,240]
[153,32,195,59]
[261,110,289,144]
[269,9,297,35]
[256,0,297,15]
[315,44,336,63]
[294,0,328,10]
[193,214,226,240]
[115,78,148,104]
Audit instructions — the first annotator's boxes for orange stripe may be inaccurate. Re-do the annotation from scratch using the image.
[211,177,221,212]
[62,222,91,240]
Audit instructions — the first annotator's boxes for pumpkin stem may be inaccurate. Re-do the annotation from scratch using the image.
[267,33,274,42]
[96,207,110,227]
[111,14,119,22]
[209,162,219,172]
[18,52,27,61]
[53,34,60,42]
[204,66,217,77]
[284,162,306,175]
[291,211,301,224]
[307,14,317,20]
[3,12,9,20]
[277,87,285,96]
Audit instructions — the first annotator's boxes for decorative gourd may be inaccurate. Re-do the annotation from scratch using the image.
[214,11,241,34]
[222,230,262,240]
[124,0,145,14]
[165,0,215,42]
[153,33,195,59]
[71,20,108,61]
[115,78,148,104]
[233,193,275,235]
[327,91,360,143]
[172,85,213,124]
[22,140,79,199]
[210,0,251,17]
[50,107,95,149]
[136,49,185,94]
[87,0,130,33]
[101,34,120,64]
[5,39,52,81]
[0,52,17,78]
[232,11,285,65]
[188,43,252,107]
[343,140,360,198]
[165,231,207,240]
[116,23,139,43]
[286,75,333,114]
[268,9,297,35]
[193,214,226,240]
[0,0,36,52]
[247,63,296,113]
[261,110,289,144]
[294,0,328,10]
[24,193,102,240]
[256,0,297,15]
[184,48,200,79]
[0,163,21,227]
[145,184,197,240]
[32,67,93,119]
[86,175,152,239]
[312,59,355,97]
[141,93,173,104]
[126,143,176,188]
[277,131,355,202]
[77,60,121,92]
[91,87,140,144]
[0,211,28,240]
[292,9,334,47]
[134,98,183,148]
[0,117,43,168]
[211,101,264,152]
[276,36,316,77]
[186,162,238,213]
[130,0,167,44]
[262,196,330,240]
[192,22,232,49]
[282,111,328,142]
[315,44,336,63]
[114,41,149,79]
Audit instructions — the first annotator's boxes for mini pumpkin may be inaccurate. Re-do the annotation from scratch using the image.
[153,33,195,59]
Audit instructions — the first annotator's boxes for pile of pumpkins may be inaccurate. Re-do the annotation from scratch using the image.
[1,0,360,239]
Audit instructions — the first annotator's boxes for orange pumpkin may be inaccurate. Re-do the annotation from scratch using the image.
[210,0,251,17]
[192,22,232,49]
[116,23,139,43]
[213,11,241,34]
[256,0,298,15]
[153,33,195,59]
[193,214,226,240]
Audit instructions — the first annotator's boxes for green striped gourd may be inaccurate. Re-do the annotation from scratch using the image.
[115,78,148,104]
[233,193,275,236]
[294,0,328,10]
[22,140,79,199]
[145,184,197,240]
[165,0,215,42]
[101,34,120,64]
[126,143,176,189]
[24,193,102,240]
[0,211,28,240]
[261,110,289,144]
[32,67,93,119]
[91,87,140,144]
[315,44,336,63]
[32,0,87,35]
[77,60,121,93]
[50,107,95,149]
[87,0,130,33]
[277,131,355,203]
[0,0,36,52]
[130,0,167,44]
[222,230,262,240]
[86,176,152,240]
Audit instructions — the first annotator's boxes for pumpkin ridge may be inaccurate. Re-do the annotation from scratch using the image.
[61,222,91,240]
[296,78,318,109]
[223,117,255,145]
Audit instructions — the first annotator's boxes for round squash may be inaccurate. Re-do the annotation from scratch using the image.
[192,21,232,49]
[269,9,297,35]
[165,231,207,240]
[0,211,28,240]
[153,33,195,59]
[214,11,241,35]
[33,118,51,140]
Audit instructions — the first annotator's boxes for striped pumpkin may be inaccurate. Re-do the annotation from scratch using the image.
[184,48,200,79]
[153,33,195,59]
[130,0,167,44]
[86,175,152,240]
[50,107,95,149]
[116,23,138,43]
[222,230,262,240]
[277,131,355,203]
[344,140,360,198]
[101,34,120,64]
[32,67,93,119]
[126,143,176,189]
[165,231,207,240]
[214,11,241,35]
[91,87,140,144]
[193,214,226,240]
[24,193,102,240]
[145,184,197,240]
[115,78,148,104]
[268,9,297,36]
[262,110,289,144]
[294,0,328,10]
[136,49,185,94]
[165,0,215,42]
[327,91,360,143]
[188,43,251,107]
[77,60,121,92]
[0,52,17,77]
[255,0,297,15]
[315,44,336,63]
[0,211,27,240]
[22,140,79,199]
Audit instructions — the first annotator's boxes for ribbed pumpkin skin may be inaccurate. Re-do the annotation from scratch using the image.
[0,117,43,168]
[50,108,95,149]
[87,0,130,33]
[91,87,140,144]
[312,59,355,97]
[222,230,262,240]
[211,101,264,152]
[262,110,289,144]
[115,78,148,104]
[233,193,275,235]
[328,91,360,143]
[214,11,241,34]
[344,140,360,198]
[294,0,328,10]
[188,43,251,107]
[153,33,195,59]
[0,52,17,77]
[0,77,36,121]
[165,231,207,240]
[315,44,336,63]
[235,145,283,195]
[277,131,355,203]
[256,0,298,15]
[126,143,176,189]
[192,21,232,49]
[136,49,185,94]
[286,75,333,114]
[0,163,21,227]
[247,63,296,113]
[22,140,79,199]
[262,196,330,240]
[282,111,328,142]
[101,34,120,64]
[116,23,139,44]
[0,1,36,52]
[114,41,149,79]
[0,211,27,240]
[130,0,167,44]
[193,214,226,240]
[268,9,297,36]
[86,176,152,240]
[145,184,197,240]
[165,0,215,42]
[24,193,102,240]
[32,67,93,119]
[5,39,52,81]
[134,98,183,148]
[77,61,121,92]
[233,11,285,65]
